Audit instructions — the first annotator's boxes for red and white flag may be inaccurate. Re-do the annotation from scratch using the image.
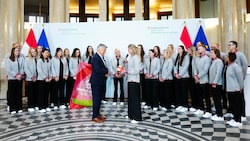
[21,28,37,56]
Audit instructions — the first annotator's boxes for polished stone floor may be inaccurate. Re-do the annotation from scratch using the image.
[0,100,249,141]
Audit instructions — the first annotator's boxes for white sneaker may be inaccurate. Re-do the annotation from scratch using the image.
[39,109,46,113]
[226,119,235,125]
[228,120,242,127]
[131,120,139,124]
[125,116,129,119]
[194,109,204,115]
[7,106,10,112]
[180,107,188,112]
[143,105,149,109]
[202,112,212,118]
[120,102,124,105]
[112,102,117,106]
[101,100,107,104]
[28,108,35,112]
[175,106,183,111]
[224,113,234,118]
[18,110,23,113]
[241,116,247,122]
[46,108,51,112]
[35,107,39,111]
[161,107,167,111]
[211,115,224,121]
[189,107,197,112]
[141,102,146,106]
[59,105,66,109]
[54,106,58,110]
[153,107,158,111]
[10,111,16,114]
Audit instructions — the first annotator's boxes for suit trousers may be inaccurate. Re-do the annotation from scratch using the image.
[128,82,142,121]
[8,80,23,112]
[211,85,223,117]
[228,91,242,122]
[37,80,50,110]
[113,77,124,102]
[27,81,38,108]
[91,85,105,118]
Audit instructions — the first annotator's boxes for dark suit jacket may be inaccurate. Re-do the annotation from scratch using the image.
[90,53,108,87]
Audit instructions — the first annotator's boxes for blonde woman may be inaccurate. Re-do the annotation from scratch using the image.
[159,49,174,110]
[126,44,142,123]
[24,48,38,112]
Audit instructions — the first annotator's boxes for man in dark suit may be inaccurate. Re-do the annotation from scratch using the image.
[90,43,109,123]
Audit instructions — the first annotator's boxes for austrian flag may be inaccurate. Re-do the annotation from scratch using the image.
[180,25,192,50]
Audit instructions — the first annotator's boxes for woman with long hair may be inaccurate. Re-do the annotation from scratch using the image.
[24,48,38,112]
[137,44,146,104]
[83,45,94,64]
[64,48,71,106]
[126,44,142,123]
[51,48,69,109]
[174,45,190,112]
[5,43,25,114]
[159,49,174,110]
[209,48,224,121]
[69,48,82,103]
[37,48,52,113]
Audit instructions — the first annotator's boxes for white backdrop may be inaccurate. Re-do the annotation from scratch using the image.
[31,19,205,98]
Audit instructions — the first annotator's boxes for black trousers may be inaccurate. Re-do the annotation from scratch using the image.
[221,89,228,110]
[160,80,174,108]
[66,77,75,104]
[149,79,159,108]
[241,92,246,117]
[211,85,223,117]
[199,83,211,112]
[26,81,38,108]
[228,91,242,122]
[113,77,124,102]
[37,80,50,110]
[91,85,105,118]
[52,79,66,106]
[145,79,151,106]
[8,80,23,112]
[189,78,199,108]
[128,82,142,121]
[140,73,146,102]
[175,78,189,107]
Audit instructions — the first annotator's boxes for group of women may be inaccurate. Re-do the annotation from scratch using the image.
[5,40,247,127]
[5,43,95,114]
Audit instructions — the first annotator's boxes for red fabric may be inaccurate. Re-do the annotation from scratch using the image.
[70,62,92,109]
[180,25,192,50]
[26,29,37,49]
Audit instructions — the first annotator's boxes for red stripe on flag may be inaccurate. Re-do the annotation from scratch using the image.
[180,25,192,50]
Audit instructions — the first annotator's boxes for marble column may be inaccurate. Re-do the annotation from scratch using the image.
[172,0,195,19]
[134,0,143,20]
[49,0,69,22]
[99,0,108,21]
[0,0,24,99]
[218,0,247,55]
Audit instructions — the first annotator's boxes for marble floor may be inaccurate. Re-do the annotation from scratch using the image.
[0,100,249,141]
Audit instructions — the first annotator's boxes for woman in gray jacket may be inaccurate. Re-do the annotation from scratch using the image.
[24,48,38,112]
[68,48,82,103]
[37,48,52,113]
[159,49,174,110]
[51,48,69,109]
[209,49,224,121]
[126,44,142,123]
[226,52,244,127]
[5,45,25,114]
[174,45,190,112]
